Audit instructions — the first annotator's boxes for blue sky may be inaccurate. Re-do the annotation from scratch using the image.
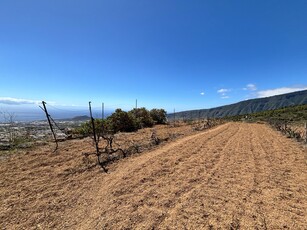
[1,0,307,114]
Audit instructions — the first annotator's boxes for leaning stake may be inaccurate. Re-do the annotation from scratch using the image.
[41,101,58,152]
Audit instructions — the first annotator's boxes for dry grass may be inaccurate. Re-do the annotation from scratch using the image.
[1,122,306,229]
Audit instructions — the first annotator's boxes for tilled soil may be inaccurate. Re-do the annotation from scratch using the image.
[1,123,306,229]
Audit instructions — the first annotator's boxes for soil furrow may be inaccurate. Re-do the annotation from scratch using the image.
[1,123,306,229]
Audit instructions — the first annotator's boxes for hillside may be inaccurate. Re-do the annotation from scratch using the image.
[1,123,306,228]
[226,104,307,123]
[169,90,307,119]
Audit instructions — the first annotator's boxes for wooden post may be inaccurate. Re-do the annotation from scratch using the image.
[41,101,58,152]
[135,99,138,119]
[89,102,99,156]
[101,102,104,120]
[89,102,108,172]
[173,108,176,126]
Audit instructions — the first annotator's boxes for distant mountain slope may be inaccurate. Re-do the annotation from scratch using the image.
[169,90,307,119]
[226,104,307,123]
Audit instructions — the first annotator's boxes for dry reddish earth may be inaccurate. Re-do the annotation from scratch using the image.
[1,122,306,229]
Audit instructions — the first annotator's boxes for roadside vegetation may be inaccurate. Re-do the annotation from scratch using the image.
[225,104,307,142]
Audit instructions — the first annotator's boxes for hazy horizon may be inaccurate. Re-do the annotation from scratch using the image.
[0,104,112,122]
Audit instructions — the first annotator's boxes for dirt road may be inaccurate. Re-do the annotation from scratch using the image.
[1,123,306,229]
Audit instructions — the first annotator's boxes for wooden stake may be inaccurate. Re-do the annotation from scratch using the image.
[102,102,104,120]
[174,108,176,126]
[89,102,99,155]
[89,102,108,172]
[41,101,58,152]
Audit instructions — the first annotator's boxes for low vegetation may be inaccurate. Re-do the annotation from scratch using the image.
[74,107,167,136]
[226,104,307,142]
[0,111,35,151]
[73,107,167,171]
[225,104,307,123]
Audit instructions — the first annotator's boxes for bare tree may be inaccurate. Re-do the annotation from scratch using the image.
[0,111,18,144]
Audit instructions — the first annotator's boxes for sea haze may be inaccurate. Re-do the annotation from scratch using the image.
[0,105,110,122]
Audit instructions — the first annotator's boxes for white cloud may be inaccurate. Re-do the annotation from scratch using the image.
[200,92,205,96]
[217,88,231,98]
[257,87,307,98]
[217,88,230,94]
[243,84,257,91]
[0,97,41,105]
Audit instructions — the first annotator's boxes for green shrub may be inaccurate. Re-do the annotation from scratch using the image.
[107,109,138,132]
[150,109,167,124]
[74,107,167,136]
[74,118,109,136]
[129,107,154,128]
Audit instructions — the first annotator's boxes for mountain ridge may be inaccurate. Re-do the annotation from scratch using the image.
[169,89,307,119]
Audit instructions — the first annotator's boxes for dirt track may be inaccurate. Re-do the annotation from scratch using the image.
[1,123,306,229]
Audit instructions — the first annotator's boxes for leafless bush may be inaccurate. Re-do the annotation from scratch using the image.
[192,118,224,131]
[151,130,160,145]
[0,111,18,144]
[269,120,305,142]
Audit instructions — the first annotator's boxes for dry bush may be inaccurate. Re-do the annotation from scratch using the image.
[270,120,306,142]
